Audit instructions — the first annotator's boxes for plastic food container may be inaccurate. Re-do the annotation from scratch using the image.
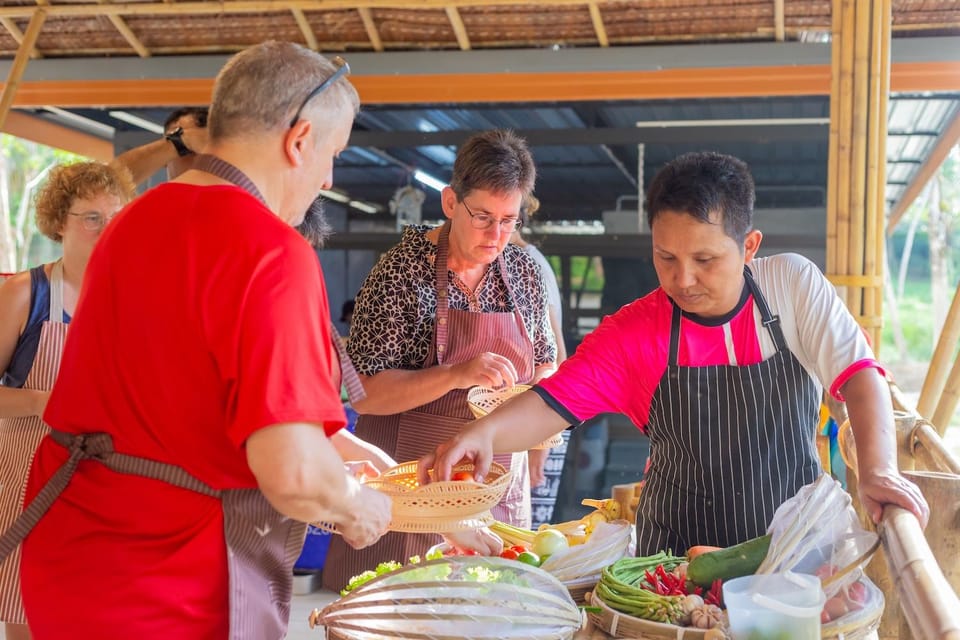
[723,571,825,640]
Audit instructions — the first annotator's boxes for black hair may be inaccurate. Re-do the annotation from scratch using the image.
[645,151,755,244]
[163,106,209,131]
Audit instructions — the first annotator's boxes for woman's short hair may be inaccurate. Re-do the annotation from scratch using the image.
[209,41,359,140]
[35,162,136,243]
[645,151,755,244]
[450,129,536,201]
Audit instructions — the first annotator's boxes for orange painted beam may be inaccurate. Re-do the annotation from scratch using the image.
[2,110,112,160]
[2,61,959,107]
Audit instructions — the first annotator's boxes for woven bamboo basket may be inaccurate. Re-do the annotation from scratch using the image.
[313,556,584,639]
[586,590,711,639]
[313,460,511,534]
[467,384,564,449]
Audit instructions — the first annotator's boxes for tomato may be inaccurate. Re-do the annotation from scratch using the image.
[509,545,528,554]
[500,549,519,560]
[451,470,475,482]
[516,551,541,567]
[461,548,479,556]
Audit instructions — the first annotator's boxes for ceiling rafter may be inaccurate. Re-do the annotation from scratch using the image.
[0,18,41,58]
[0,7,44,128]
[445,6,470,51]
[773,0,784,42]
[99,1,150,58]
[290,7,318,50]
[357,8,383,52]
[587,2,608,47]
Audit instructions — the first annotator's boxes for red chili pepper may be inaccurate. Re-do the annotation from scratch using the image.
[704,578,724,607]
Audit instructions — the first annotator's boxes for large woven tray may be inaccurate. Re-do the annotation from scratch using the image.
[587,590,710,639]
[467,384,563,449]
[312,461,511,534]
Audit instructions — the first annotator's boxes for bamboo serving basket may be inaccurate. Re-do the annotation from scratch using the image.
[313,461,511,534]
[586,590,711,639]
[314,556,584,639]
[467,384,564,449]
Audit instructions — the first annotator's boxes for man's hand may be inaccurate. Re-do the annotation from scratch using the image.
[339,484,392,549]
[858,468,929,528]
[442,527,503,556]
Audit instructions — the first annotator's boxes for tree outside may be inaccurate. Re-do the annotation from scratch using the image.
[0,134,85,276]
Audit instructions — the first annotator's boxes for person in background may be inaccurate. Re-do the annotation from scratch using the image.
[6,41,393,640]
[420,150,928,558]
[339,298,355,345]
[323,129,556,591]
[510,195,570,527]
[113,106,210,184]
[0,161,136,640]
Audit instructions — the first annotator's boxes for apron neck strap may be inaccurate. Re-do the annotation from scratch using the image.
[329,323,366,403]
[433,223,516,366]
[49,259,64,322]
[192,154,267,206]
[668,265,787,365]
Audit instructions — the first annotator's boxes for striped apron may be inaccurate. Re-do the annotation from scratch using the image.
[323,222,534,592]
[0,260,66,624]
[635,266,822,556]
[0,155,368,639]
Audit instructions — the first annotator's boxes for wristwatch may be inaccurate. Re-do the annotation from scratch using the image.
[164,127,193,157]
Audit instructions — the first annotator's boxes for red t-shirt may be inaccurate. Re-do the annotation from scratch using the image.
[22,184,346,639]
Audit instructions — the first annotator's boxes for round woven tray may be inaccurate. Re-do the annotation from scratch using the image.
[371,460,511,532]
[587,590,709,639]
[467,384,563,449]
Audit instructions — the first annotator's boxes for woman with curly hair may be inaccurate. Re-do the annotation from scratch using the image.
[0,161,135,640]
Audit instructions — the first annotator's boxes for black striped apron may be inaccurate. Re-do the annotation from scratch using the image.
[635,266,822,556]
[0,260,66,624]
[323,221,534,592]
[0,155,367,639]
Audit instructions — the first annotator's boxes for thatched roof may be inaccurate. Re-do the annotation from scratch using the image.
[0,1,955,59]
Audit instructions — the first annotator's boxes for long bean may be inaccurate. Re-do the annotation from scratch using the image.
[597,556,685,624]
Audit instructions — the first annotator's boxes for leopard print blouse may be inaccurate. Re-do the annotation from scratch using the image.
[347,225,557,376]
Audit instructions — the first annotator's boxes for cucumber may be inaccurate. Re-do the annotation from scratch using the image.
[686,533,772,587]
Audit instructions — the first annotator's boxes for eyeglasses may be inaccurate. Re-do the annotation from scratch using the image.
[461,199,523,233]
[67,211,114,232]
[289,56,351,128]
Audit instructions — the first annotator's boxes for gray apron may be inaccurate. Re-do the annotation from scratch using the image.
[323,222,534,592]
[636,266,822,556]
[0,155,367,639]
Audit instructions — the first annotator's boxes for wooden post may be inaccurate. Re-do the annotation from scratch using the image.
[0,8,45,130]
[932,358,960,435]
[917,281,960,422]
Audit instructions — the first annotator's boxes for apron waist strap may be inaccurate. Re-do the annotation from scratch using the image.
[0,430,221,564]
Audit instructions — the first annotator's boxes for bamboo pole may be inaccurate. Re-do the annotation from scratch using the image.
[0,8,44,130]
[932,359,960,438]
[846,0,870,319]
[835,0,855,309]
[357,7,384,52]
[911,420,960,476]
[445,7,471,51]
[917,281,960,420]
[862,0,886,350]
[587,2,608,47]
[825,0,841,278]
[879,506,960,639]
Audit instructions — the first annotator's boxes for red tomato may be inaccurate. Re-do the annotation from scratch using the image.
[500,549,519,560]
[451,471,475,482]
[461,549,479,556]
[509,545,528,554]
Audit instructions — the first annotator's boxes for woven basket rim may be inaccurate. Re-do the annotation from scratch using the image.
[466,384,533,418]
[587,590,708,639]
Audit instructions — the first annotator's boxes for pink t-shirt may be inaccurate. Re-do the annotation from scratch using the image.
[537,254,881,431]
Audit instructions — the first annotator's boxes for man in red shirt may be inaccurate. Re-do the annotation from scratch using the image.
[9,41,392,639]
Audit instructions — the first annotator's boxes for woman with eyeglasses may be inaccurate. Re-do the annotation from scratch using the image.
[322,129,557,591]
[0,161,134,640]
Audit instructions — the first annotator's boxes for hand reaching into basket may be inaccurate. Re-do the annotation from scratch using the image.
[443,527,504,556]
[453,352,519,390]
[340,484,393,550]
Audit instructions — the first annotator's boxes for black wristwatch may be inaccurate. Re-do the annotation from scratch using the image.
[164,127,193,157]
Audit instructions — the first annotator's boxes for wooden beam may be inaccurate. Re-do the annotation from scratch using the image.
[445,7,470,51]
[887,110,960,232]
[357,8,383,52]
[101,2,150,58]
[1,110,112,160]
[2,60,959,107]
[291,7,318,50]
[773,0,785,42]
[0,17,41,58]
[588,2,609,47]
[0,9,44,129]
